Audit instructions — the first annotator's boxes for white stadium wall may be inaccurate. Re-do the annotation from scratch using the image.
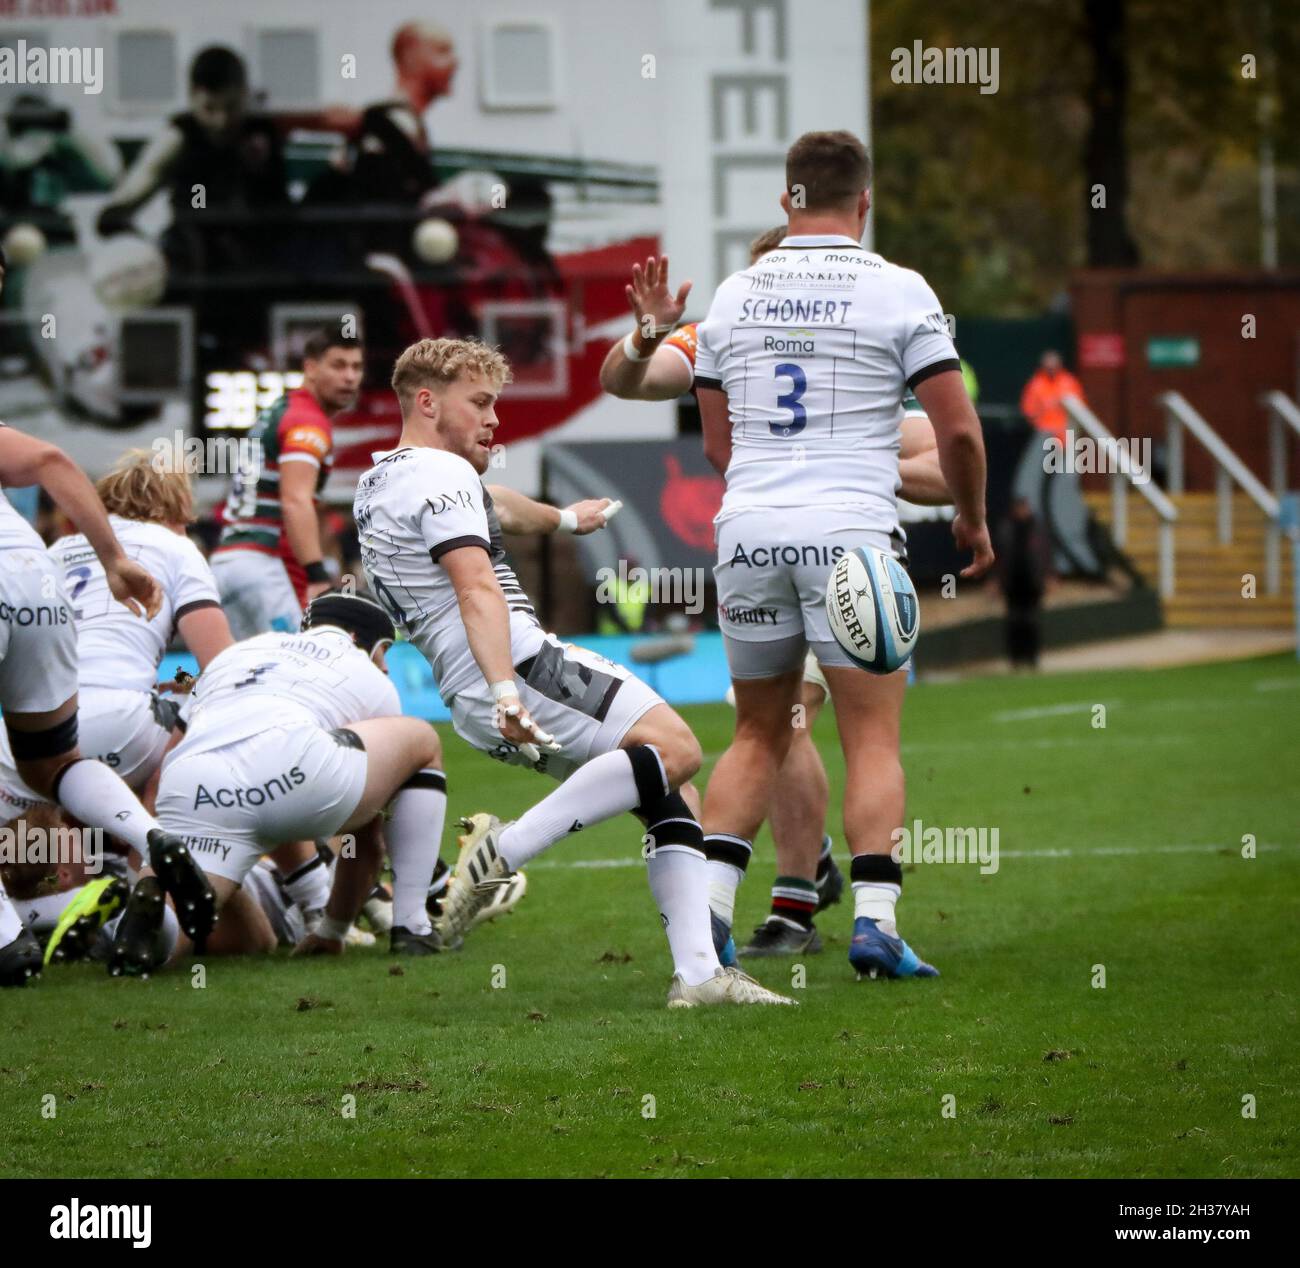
[1,0,867,492]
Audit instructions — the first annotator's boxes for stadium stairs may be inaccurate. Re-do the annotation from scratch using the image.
[1086,491,1294,628]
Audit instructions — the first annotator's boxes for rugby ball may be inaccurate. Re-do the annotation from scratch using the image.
[825,546,919,674]
[90,235,167,311]
[412,216,458,264]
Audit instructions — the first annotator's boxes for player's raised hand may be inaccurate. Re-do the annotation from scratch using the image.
[953,514,995,579]
[566,498,622,535]
[626,255,691,337]
[105,556,163,620]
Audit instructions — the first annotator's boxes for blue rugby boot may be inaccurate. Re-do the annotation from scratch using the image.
[710,909,737,968]
[849,916,939,979]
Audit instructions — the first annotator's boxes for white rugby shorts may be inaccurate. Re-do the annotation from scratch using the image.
[450,636,662,782]
[78,687,175,792]
[0,726,48,819]
[155,722,367,884]
[211,549,302,640]
[713,506,904,678]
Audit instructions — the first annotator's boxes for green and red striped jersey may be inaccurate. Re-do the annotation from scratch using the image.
[215,387,334,599]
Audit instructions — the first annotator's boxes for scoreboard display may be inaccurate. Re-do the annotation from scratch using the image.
[203,370,305,431]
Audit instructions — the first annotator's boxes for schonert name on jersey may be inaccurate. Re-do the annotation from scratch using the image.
[737,298,853,323]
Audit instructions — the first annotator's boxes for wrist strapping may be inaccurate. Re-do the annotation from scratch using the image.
[316,916,350,941]
[556,508,579,533]
[490,679,519,703]
[623,332,651,362]
[304,561,330,584]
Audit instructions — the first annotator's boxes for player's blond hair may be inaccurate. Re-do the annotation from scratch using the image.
[749,225,787,262]
[391,338,512,409]
[96,449,194,526]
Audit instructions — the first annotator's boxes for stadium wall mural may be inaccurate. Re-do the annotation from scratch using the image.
[0,0,868,497]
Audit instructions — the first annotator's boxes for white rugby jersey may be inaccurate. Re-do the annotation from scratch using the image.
[694,235,958,530]
[173,626,401,757]
[0,490,43,552]
[353,446,544,703]
[48,517,221,694]
[0,423,46,552]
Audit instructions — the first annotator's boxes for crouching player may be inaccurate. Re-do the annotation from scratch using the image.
[0,424,188,988]
[355,337,793,1008]
[111,594,451,974]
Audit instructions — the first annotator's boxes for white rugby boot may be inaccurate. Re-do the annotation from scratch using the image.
[469,869,528,931]
[666,965,798,1008]
[436,814,514,943]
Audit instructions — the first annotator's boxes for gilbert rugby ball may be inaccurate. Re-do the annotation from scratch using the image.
[825,546,919,673]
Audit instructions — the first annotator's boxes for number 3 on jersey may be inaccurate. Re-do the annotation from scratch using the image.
[771,363,807,437]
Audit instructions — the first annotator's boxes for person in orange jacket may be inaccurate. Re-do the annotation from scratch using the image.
[1020,350,1084,445]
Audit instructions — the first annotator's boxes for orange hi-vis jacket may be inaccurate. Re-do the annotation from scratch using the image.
[1020,369,1084,441]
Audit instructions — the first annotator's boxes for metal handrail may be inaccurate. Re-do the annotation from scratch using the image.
[1159,391,1282,593]
[1261,390,1300,503]
[1063,395,1178,598]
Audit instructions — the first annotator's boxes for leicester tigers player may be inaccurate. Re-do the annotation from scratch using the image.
[692,132,993,981]
[601,231,955,960]
[209,331,365,932]
[0,424,194,988]
[120,594,451,975]
[211,330,363,638]
[354,337,793,1007]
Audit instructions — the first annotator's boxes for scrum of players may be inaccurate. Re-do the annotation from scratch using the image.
[0,128,991,1008]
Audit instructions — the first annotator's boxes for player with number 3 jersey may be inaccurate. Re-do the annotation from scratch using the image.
[692,131,994,983]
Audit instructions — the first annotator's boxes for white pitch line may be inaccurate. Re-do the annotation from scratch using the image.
[1254,677,1300,692]
[991,701,1117,723]
[901,734,1189,753]
[526,842,1296,871]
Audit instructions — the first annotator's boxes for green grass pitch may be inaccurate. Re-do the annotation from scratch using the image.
[3,653,1297,1178]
